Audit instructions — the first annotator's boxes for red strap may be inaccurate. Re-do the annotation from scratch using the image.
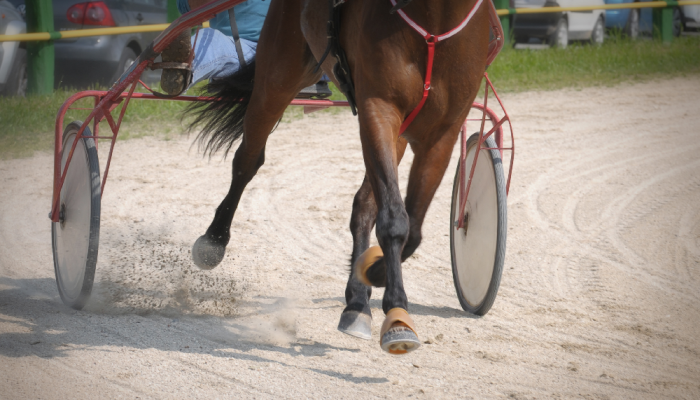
[390,0,483,136]
[398,37,435,135]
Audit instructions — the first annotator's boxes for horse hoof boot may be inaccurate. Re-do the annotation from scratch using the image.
[192,235,226,270]
[337,310,372,340]
[380,308,420,355]
[354,246,383,286]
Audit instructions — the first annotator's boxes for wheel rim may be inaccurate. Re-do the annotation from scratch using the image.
[17,64,27,97]
[629,10,639,39]
[124,57,135,74]
[558,21,568,48]
[451,140,499,307]
[594,20,604,44]
[53,132,93,302]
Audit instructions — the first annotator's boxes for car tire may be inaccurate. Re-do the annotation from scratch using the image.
[672,7,683,37]
[513,34,526,45]
[110,47,137,85]
[549,18,568,48]
[1,48,27,97]
[590,17,605,45]
[624,8,640,39]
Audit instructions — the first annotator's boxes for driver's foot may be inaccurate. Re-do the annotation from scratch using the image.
[160,31,191,96]
[297,81,333,99]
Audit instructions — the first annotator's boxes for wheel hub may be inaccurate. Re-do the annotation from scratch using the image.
[453,212,470,234]
[59,203,66,228]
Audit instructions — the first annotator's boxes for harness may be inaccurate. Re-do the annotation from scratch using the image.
[318,0,485,134]
[389,0,484,135]
[317,0,358,115]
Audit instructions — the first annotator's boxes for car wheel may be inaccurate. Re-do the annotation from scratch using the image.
[1,48,27,97]
[625,8,640,39]
[672,7,683,37]
[590,17,605,45]
[549,18,568,48]
[110,47,137,85]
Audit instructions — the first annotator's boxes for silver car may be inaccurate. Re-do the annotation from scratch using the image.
[8,0,166,88]
[513,0,606,48]
[0,0,27,96]
[54,0,166,87]
[682,3,700,30]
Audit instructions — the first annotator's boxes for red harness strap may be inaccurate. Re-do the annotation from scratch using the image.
[390,0,484,135]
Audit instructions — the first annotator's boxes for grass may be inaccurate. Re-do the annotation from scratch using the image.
[0,85,193,160]
[487,35,700,92]
[1,36,699,159]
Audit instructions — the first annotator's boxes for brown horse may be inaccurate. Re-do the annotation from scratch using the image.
[187,0,491,354]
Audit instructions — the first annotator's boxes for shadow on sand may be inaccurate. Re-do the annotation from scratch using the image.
[0,277,389,385]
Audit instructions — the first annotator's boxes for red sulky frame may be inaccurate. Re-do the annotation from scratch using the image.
[49,0,514,227]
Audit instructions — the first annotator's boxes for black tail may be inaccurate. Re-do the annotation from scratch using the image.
[185,60,256,157]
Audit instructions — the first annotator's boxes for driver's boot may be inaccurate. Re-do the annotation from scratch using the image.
[160,31,192,96]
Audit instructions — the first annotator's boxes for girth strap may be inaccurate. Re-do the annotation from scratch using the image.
[390,0,484,135]
[315,0,358,116]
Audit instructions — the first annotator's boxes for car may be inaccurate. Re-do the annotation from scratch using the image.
[512,0,606,48]
[604,0,686,38]
[603,0,652,38]
[8,0,167,88]
[0,0,27,96]
[682,3,700,30]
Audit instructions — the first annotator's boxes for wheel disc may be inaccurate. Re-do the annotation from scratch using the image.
[51,122,100,309]
[450,134,506,315]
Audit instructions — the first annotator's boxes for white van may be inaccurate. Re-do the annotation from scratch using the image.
[682,4,700,29]
[512,0,606,48]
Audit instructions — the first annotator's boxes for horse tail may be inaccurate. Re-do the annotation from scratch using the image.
[186,60,256,157]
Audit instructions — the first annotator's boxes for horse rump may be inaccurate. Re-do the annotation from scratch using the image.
[185,60,256,157]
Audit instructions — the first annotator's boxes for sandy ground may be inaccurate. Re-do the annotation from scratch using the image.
[1,76,699,399]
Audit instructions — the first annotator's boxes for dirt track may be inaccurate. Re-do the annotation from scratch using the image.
[1,77,699,399]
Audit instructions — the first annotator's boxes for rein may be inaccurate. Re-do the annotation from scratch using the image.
[390,0,484,135]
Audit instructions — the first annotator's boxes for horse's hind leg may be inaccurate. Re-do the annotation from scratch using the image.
[338,139,407,339]
[192,0,320,268]
[402,126,462,258]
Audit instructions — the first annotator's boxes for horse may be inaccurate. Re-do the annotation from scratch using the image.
[186,0,491,354]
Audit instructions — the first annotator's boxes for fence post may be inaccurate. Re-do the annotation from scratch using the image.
[167,0,180,23]
[25,0,54,95]
[493,0,511,45]
[653,2,674,43]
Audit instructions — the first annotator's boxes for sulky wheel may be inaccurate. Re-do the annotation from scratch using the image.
[51,121,101,310]
[450,133,507,316]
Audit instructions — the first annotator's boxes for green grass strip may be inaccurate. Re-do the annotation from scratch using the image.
[487,35,700,92]
[1,36,699,159]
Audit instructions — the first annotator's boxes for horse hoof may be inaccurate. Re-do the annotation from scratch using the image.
[380,308,420,355]
[354,246,383,286]
[381,326,421,354]
[337,311,372,340]
[192,235,226,270]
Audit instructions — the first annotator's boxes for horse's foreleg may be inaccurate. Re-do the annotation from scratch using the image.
[352,99,422,354]
[338,139,407,339]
